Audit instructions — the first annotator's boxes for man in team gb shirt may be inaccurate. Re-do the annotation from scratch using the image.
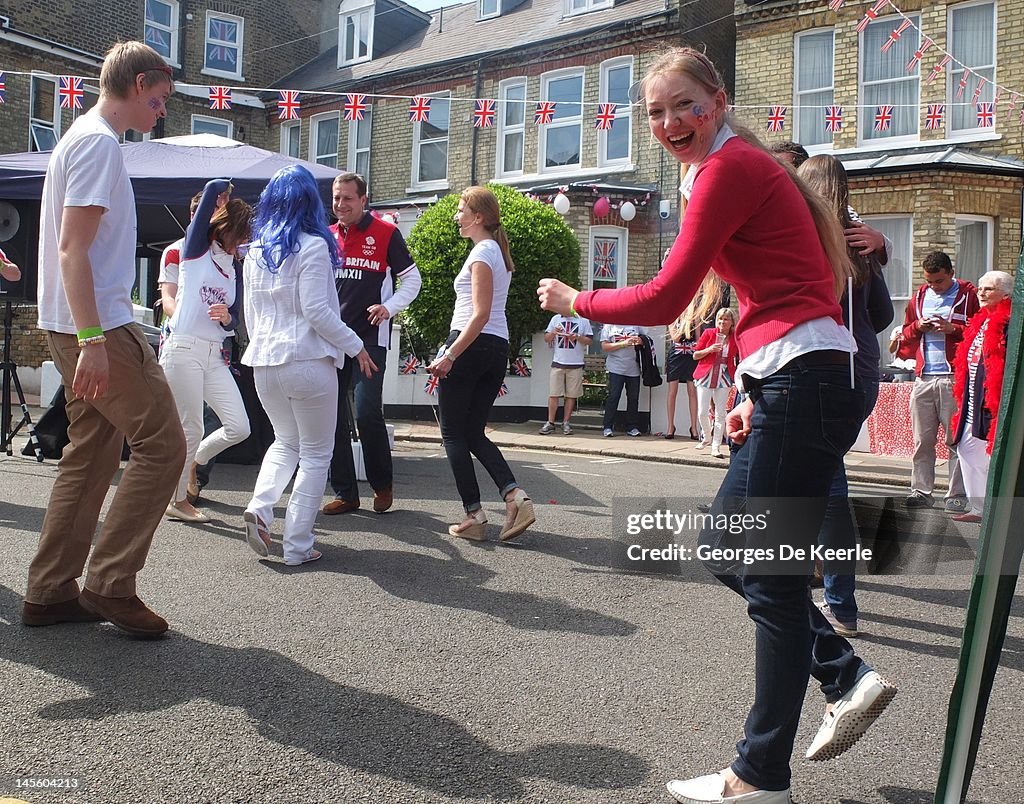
[324,173,422,515]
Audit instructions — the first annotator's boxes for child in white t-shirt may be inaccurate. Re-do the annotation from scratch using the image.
[540,313,593,435]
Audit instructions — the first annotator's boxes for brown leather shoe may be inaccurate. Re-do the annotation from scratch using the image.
[22,597,105,627]
[373,487,394,514]
[79,588,169,639]
[323,498,360,515]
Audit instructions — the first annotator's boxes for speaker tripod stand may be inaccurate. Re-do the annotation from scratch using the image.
[1,298,43,460]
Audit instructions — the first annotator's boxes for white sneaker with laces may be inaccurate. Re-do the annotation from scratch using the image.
[539,421,555,435]
[627,427,641,437]
[805,670,897,761]
[562,422,573,435]
[603,428,614,437]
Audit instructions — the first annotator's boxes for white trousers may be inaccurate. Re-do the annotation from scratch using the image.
[696,384,730,453]
[957,431,990,516]
[160,334,250,502]
[248,358,338,564]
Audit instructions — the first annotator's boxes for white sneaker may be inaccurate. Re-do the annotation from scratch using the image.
[805,670,897,761]
[538,421,555,435]
[603,428,614,437]
[627,427,641,437]
[562,422,573,435]
[666,773,791,803]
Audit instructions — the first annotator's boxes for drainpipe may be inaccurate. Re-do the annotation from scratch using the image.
[470,57,486,186]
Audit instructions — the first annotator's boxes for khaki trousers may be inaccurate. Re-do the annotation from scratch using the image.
[909,374,965,499]
[25,325,186,604]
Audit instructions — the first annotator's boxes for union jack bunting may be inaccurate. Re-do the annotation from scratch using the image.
[473,99,496,128]
[534,101,556,125]
[511,358,531,377]
[906,37,933,72]
[209,86,232,110]
[556,320,581,350]
[1009,94,1020,120]
[971,77,987,105]
[766,105,787,133]
[592,238,617,280]
[924,103,945,130]
[976,102,995,128]
[828,0,845,10]
[856,0,890,34]
[594,103,617,130]
[1019,108,1024,128]
[277,90,301,120]
[956,70,971,100]
[399,354,420,375]
[423,374,439,396]
[873,105,894,132]
[496,382,510,399]
[880,19,913,54]
[926,55,952,85]
[993,89,1002,107]
[59,76,84,110]
[344,94,367,121]
[0,72,6,104]
[408,96,432,123]
[824,105,844,134]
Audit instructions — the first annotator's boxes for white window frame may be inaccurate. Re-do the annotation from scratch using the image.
[280,120,301,158]
[203,11,244,81]
[598,56,633,168]
[347,104,372,181]
[310,112,341,168]
[947,0,997,139]
[191,114,233,139]
[858,13,920,148]
[539,67,585,175]
[29,74,59,152]
[411,91,450,191]
[478,0,500,20]
[74,86,100,122]
[339,3,374,67]
[145,0,180,67]
[793,28,835,150]
[566,0,612,16]
[496,77,526,178]
[954,214,994,284]
[588,225,629,291]
[861,214,913,363]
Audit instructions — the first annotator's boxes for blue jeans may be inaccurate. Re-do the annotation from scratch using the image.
[603,373,640,431]
[330,345,391,500]
[438,333,517,512]
[697,358,867,791]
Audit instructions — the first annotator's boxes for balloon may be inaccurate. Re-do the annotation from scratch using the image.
[553,193,570,215]
[593,196,610,217]
[619,200,636,221]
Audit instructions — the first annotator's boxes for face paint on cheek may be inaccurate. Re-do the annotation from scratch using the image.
[148,98,162,112]
[692,104,705,124]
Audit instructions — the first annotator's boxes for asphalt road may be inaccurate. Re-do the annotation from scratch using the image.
[0,442,1020,804]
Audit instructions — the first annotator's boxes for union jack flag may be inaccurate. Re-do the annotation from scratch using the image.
[971,76,987,105]
[473,99,496,128]
[880,19,913,54]
[59,76,84,110]
[534,101,556,125]
[209,86,232,110]
[209,17,237,42]
[592,237,617,280]
[766,105,787,132]
[496,382,509,399]
[956,70,971,100]
[344,94,367,121]
[873,105,894,132]
[399,354,420,375]
[856,0,890,34]
[0,72,6,104]
[423,374,439,396]
[828,0,845,10]
[824,105,844,133]
[278,90,301,120]
[926,55,952,85]
[1009,93,1020,120]
[594,103,617,130]
[925,103,945,130]
[511,357,531,377]
[207,46,237,67]
[976,102,994,128]
[906,37,933,73]
[408,96,432,123]
[556,319,581,350]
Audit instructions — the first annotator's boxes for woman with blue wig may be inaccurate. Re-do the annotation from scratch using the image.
[241,165,377,566]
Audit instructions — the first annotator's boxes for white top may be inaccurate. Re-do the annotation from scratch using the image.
[158,237,184,285]
[546,314,593,367]
[167,242,237,343]
[601,323,644,377]
[449,239,511,340]
[242,232,363,369]
[37,113,137,333]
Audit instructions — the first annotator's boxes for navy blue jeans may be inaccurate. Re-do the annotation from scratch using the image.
[330,344,391,500]
[697,358,867,791]
[603,373,640,431]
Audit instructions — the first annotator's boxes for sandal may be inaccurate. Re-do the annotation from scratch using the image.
[664,430,676,440]
[243,511,272,557]
[285,548,322,567]
[449,510,488,541]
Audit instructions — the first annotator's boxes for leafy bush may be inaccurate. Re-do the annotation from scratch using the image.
[404,184,580,362]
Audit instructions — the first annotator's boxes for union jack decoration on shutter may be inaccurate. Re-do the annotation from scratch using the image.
[594,103,617,130]
[408,96,432,123]
[976,102,994,128]
[828,0,846,10]
[472,99,496,128]
[824,105,843,133]
[0,72,6,104]
[423,374,439,396]
[209,86,232,110]
[906,37,933,72]
[344,94,367,122]
[766,105,787,132]
[880,19,913,54]
[511,357,531,377]
[59,76,84,110]
[926,55,952,85]
[399,354,420,375]
[956,70,971,100]
[856,0,890,34]
[924,103,945,130]
[873,105,894,132]
[534,101,556,125]
[278,90,301,120]
[971,76,987,105]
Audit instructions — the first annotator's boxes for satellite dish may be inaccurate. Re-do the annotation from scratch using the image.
[0,201,20,242]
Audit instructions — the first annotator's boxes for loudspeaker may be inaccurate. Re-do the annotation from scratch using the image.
[0,199,39,302]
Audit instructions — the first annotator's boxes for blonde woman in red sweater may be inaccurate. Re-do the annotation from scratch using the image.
[539,48,895,804]
[692,307,738,457]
